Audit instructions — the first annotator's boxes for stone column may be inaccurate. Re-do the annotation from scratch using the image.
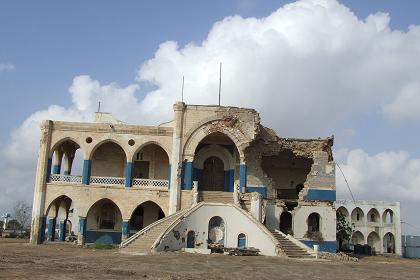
[169,102,185,214]
[125,162,133,188]
[82,159,91,185]
[30,120,53,245]
[59,219,66,242]
[52,150,63,174]
[78,217,87,245]
[250,193,262,222]
[239,163,247,193]
[122,220,130,240]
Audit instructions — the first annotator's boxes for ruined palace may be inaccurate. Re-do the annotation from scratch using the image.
[30,102,339,257]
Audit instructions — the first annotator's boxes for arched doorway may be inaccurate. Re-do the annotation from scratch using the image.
[351,207,364,224]
[383,209,394,224]
[202,157,225,191]
[208,216,225,246]
[86,199,122,244]
[129,201,165,235]
[49,139,83,183]
[308,213,320,233]
[132,143,170,181]
[280,212,293,235]
[352,231,365,245]
[367,232,380,253]
[383,232,395,253]
[45,196,72,242]
[90,142,127,185]
[367,208,380,223]
[237,233,246,248]
[187,230,195,248]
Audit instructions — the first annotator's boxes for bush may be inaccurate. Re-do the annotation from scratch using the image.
[94,242,115,249]
[304,230,324,242]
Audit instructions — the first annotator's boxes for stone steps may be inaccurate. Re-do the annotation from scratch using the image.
[269,230,315,259]
[120,210,186,254]
[198,191,233,203]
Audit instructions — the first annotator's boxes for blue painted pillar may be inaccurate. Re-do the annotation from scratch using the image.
[183,161,193,190]
[46,158,52,182]
[240,164,247,193]
[40,216,47,242]
[228,169,235,192]
[52,164,61,174]
[59,220,66,241]
[47,218,56,241]
[122,220,130,240]
[125,162,133,188]
[78,217,87,244]
[82,160,91,185]
[167,164,171,188]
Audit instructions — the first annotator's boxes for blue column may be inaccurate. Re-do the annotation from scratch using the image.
[82,160,91,185]
[46,158,52,182]
[47,218,56,241]
[240,164,247,193]
[122,220,130,239]
[52,164,61,174]
[59,220,66,241]
[183,161,193,190]
[79,217,87,242]
[125,162,133,188]
[40,216,47,242]
[167,164,171,188]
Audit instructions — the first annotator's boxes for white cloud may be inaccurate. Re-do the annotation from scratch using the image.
[382,83,420,121]
[2,0,420,214]
[0,63,15,72]
[336,148,420,202]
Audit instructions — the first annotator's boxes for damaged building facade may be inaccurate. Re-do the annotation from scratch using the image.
[30,102,337,256]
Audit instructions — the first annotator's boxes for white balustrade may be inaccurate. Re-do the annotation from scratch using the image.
[49,174,82,184]
[89,176,125,186]
[132,178,169,189]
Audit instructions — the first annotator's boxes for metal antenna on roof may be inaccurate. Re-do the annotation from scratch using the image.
[336,162,357,205]
[218,62,222,106]
[97,101,101,113]
[181,76,185,103]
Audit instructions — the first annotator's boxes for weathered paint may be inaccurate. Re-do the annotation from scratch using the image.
[52,164,61,175]
[122,220,130,238]
[239,164,247,192]
[85,230,122,244]
[59,220,66,241]
[78,217,87,239]
[246,186,267,198]
[47,218,56,241]
[224,169,235,192]
[167,164,171,188]
[82,160,91,185]
[304,189,336,201]
[40,216,47,242]
[183,161,193,190]
[125,162,133,188]
[46,158,52,183]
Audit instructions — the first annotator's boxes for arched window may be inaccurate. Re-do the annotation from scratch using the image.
[187,230,196,248]
[237,233,246,248]
[280,212,293,235]
[208,216,225,245]
[308,213,320,233]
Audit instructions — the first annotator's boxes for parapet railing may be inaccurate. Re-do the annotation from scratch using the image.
[132,178,169,189]
[89,176,125,186]
[49,174,82,184]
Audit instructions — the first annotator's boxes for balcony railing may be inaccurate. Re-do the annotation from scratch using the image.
[132,178,169,189]
[50,174,82,184]
[90,176,125,186]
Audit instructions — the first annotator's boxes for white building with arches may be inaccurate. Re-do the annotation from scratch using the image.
[30,102,338,257]
[335,199,402,256]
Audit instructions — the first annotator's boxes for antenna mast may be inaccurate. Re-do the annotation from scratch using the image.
[181,76,185,102]
[218,62,222,106]
[97,101,101,113]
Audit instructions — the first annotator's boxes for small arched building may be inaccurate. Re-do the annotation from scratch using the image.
[30,102,338,256]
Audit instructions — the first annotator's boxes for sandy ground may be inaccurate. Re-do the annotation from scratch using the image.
[0,239,419,280]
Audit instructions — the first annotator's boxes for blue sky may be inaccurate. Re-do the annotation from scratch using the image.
[1,0,420,234]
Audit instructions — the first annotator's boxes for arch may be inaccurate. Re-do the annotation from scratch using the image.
[193,144,235,170]
[49,137,83,158]
[183,121,247,161]
[367,231,381,253]
[45,195,73,242]
[45,195,73,217]
[131,143,170,180]
[367,208,380,223]
[131,141,171,164]
[336,206,349,221]
[280,211,293,235]
[90,141,127,178]
[201,156,225,191]
[351,231,365,245]
[237,233,247,248]
[382,209,394,224]
[383,232,395,253]
[307,212,320,233]
[208,216,225,246]
[128,201,165,233]
[89,139,128,160]
[351,207,365,223]
[187,230,196,248]
[85,198,123,244]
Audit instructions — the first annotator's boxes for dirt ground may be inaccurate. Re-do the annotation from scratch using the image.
[1,239,419,280]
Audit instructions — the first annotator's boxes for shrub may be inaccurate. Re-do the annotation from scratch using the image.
[94,242,115,249]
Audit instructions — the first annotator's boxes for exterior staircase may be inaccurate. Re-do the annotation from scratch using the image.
[198,191,233,203]
[270,230,315,259]
[120,209,188,254]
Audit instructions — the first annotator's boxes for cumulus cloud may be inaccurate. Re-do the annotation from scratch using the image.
[2,0,420,214]
[336,148,420,202]
[0,63,15,72]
